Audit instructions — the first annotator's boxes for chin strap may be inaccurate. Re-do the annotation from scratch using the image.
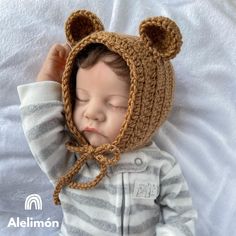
[53,142,120,205]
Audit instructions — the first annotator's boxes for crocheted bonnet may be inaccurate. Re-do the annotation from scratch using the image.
[53,10,182,204]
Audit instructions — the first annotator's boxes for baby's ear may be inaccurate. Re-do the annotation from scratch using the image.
[139,16,182,59]
[65,10,104,47]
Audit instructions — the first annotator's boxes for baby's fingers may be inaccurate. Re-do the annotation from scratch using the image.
[56,43,71,60]
[36,43,71,83]
[63,43,71,58]
[48,44,69,61]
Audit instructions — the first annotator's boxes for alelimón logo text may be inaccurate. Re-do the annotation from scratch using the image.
[7,217,59,228]
[7,194,59,228]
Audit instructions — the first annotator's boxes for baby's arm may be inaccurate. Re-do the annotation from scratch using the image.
[156,152,197,236]
[18,44,74,185]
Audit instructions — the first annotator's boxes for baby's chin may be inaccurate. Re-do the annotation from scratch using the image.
[84,132,110,147]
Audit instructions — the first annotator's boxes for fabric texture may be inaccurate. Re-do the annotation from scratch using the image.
[17,81,196,236]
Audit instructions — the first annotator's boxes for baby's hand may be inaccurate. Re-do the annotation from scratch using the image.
[36,43,71,83]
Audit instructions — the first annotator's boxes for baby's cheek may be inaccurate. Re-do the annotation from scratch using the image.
[72,109,81,130]
[110,112,126,137]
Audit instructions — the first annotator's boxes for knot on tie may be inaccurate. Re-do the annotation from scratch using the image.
[53,142,120,205]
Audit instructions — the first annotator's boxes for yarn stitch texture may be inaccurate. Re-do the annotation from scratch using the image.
[54,10,182,204]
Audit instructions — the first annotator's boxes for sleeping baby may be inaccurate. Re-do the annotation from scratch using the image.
[18,10,197,236]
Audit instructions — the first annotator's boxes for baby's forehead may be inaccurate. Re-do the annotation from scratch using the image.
[76,63,129,90]
[77,61,130,83]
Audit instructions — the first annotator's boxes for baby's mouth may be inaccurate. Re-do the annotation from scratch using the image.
[83,127,98,133]
[83,127,107,139]
[83,127,104,137]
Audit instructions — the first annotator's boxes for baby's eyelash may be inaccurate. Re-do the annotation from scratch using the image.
[76,97,88,102]
[75,98,127,110]
[108,103,127,110]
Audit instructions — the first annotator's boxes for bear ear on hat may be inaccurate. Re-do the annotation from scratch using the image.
[139,16,182,60]
[65,10,104,47]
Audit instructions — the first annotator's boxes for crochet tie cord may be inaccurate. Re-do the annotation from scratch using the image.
[53,142,120,205]
[53,10,182,205]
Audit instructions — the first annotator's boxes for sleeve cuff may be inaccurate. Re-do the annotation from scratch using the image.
[17,81,62,105]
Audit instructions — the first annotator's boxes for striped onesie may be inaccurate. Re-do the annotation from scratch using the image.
[18,81,196,236]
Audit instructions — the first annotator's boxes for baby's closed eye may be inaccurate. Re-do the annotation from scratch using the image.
[107,102,127,111]
[76,96,89,102]
[106,96,128,110]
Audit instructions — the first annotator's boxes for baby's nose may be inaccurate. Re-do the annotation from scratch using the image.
[84,101,105,121]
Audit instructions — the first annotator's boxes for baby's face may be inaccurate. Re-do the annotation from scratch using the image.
[73,61,129,147]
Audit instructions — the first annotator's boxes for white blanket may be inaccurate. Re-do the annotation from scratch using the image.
[0,0,236,235]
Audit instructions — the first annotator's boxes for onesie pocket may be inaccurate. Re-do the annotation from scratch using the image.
[127,173,161,235]
[130,173,160,209]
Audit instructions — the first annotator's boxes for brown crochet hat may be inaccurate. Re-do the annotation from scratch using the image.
[54,10,182,204]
